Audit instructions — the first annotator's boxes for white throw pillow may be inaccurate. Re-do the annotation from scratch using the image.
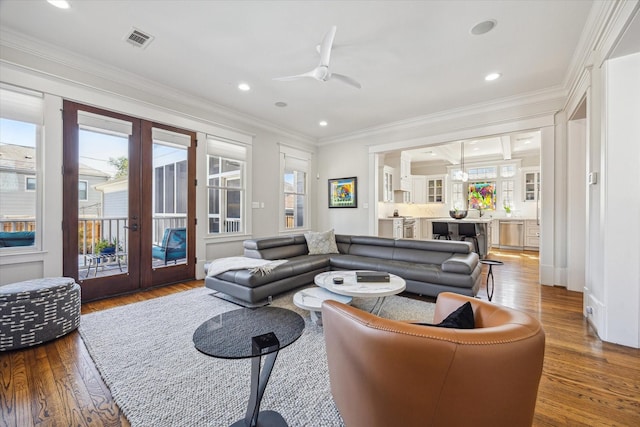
[304,229,339,255]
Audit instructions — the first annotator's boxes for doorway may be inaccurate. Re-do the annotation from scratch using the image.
[62,102,196,301]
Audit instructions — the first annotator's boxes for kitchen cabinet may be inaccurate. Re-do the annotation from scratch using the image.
[411,176,426,204]
[525,220,540,250]
[523,169,541,202]
[421,218,433,239]
[378,219,393,238]
[388,153,412,191]
[425,175,445,203]
[491,219,500,246]
[379,166,394,202]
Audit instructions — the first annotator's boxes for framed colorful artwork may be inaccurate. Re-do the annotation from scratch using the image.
[328,177,357,208]
[468,182,496,210]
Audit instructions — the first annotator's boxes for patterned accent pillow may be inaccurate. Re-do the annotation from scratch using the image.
[304,229,339,255]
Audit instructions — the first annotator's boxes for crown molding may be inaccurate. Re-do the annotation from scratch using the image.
[0,28,315,146]
[318,85,566,146]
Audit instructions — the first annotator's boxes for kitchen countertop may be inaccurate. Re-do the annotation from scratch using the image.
[430,217,494,224]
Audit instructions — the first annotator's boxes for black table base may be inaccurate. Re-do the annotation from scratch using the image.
[480,259,504,302]
[233,345,286,427]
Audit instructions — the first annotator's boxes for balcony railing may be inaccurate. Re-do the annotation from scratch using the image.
[0,219,36,232]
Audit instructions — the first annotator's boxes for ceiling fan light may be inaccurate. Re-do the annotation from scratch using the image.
[47,0,70,9]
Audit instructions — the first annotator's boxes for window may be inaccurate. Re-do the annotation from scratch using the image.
[153,161,187,214]
[501,164,516,178]
[78,180,88,201]
[451,182,464,210]
[0,85,43,242]
[502,180,514,209]
[25,176,36,191]
[207,138,247,235]
[468,166,497,180]
[280,145,311,231]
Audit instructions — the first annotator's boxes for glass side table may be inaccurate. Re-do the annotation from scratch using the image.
[193,307,305,427]
[480,259,504,301]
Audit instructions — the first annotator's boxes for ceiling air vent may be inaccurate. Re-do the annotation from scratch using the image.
[124,28,154,49]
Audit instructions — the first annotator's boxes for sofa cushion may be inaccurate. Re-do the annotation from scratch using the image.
[304,229,339,255]
[441,253,478,275]
[215,254,331,288]
[244,235,308,259]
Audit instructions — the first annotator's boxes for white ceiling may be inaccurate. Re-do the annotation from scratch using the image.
[406,130,541,164]
[0,0,595,141]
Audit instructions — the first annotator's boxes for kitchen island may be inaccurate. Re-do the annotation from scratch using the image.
[429,217,493,258]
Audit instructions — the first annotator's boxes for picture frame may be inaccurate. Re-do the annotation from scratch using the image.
[328,177,357,208]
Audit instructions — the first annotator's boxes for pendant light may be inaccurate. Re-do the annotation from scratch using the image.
[458,141,469,182]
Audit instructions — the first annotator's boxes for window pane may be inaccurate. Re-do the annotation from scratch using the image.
[227,190,241,218]
[0,118,37,237]
[176,160,187,213]
[222,159,241,173]
[78,181,88,201]
[25,176,36,191]
[154,167,164,213]
[209,217,220,233]
[209,156,220,175]
[164,164,175,213]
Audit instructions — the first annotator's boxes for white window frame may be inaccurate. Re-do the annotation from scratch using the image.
[0,85,44,252]
[206,137,248,237]
[279,144,312,233]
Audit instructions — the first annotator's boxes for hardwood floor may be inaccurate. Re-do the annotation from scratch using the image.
[1,251,639,426]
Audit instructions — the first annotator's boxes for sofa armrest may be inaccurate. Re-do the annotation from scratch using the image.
[441,252,478,275]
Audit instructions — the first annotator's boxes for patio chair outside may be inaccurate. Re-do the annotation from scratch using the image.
[152,227,187,265]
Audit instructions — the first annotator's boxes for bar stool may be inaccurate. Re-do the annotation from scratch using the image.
[458,222,480,254]
[432,222,452,240]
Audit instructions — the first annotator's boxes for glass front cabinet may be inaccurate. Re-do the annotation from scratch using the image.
[523,170,540,202]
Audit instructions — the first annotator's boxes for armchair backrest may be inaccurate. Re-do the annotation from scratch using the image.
[322,292,545,427]
[161,228,186,250]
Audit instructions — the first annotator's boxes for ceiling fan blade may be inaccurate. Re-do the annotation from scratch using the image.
[273,68,319,81]
[331,73,362,89]
[319,25,337,67]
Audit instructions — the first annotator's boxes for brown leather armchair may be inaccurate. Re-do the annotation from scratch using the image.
[321,292,545,427]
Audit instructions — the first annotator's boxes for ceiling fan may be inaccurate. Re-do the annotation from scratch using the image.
[274,26,361,89]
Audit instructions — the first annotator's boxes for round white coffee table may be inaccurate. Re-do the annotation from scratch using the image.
[314,271,406,315]
[293,287,352,325]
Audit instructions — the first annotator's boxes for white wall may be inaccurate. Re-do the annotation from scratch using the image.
[316,142,371,235]
[600,52,640,347]
[566,117,587,293]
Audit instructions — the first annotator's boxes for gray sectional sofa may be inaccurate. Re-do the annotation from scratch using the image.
[205,234,481,304]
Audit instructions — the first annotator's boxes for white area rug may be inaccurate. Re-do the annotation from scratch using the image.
[79,286,435,427]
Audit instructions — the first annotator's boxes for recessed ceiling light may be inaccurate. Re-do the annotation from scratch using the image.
[275,101,287,107]
[238,83,250,91]
[319,121,328,127]
[47,0,70,9]
[485,73,501,81]
[470,20,497,35]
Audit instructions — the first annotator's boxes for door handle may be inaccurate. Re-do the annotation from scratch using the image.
[125,224,139,231]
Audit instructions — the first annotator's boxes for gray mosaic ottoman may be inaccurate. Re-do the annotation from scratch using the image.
[0,277,81,351]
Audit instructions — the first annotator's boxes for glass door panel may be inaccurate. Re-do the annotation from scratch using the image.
[78,128,130,279]
[152,138,188,268]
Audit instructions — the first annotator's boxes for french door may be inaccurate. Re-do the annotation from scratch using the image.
[62,101,196,301]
